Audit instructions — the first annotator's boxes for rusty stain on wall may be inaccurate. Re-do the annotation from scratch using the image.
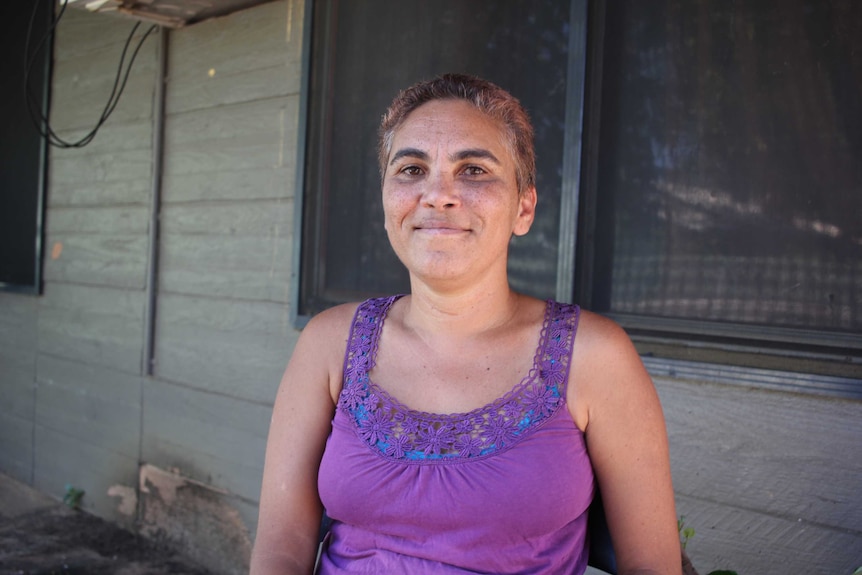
[140,464,227,506]
[138,464,252,575]
[107,484,137,516]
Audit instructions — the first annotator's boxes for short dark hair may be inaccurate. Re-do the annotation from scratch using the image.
[378,73,536,195]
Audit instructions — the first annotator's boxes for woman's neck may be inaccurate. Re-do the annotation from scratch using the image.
[400,279,523,340]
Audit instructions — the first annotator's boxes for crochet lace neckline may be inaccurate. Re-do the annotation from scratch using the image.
[338,296,578,463]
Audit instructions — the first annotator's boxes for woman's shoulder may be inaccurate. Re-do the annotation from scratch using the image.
[289,302,364,404]
[304,301,361,329]
[572,308,634,355]
[567,308,653,425]
[298,301,362,350]
[299,296,403,354]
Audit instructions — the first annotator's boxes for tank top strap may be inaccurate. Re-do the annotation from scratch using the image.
[340,295,403,398]
[539,300,581,403]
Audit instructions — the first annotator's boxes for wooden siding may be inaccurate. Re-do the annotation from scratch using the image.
[29,6,155,523]
[0,294,38,483]
[158,196,294,302]
[154,294,298,403]
[35,355,142,460]
[166,0,302,115]
[49,22,156,128]
[141,379,271,503]
[144,0,304,546]
[37,283,146,374]
[32,356,142,527]
[33,424,139,527]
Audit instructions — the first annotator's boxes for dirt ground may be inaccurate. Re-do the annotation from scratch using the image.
[0,473,214,575]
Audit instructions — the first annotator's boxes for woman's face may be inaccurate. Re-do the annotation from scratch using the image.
[382,99,536,288]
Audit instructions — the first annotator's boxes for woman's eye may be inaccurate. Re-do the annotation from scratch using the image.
[401,166,423,176]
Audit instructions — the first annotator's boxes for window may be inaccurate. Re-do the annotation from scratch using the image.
[0,2,51,293]
[295,0,861,389]
[578,0,861,379]
[297,0,587,316]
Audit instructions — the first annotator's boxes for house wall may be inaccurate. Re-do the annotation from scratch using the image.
[137,2,302,570]
[28,8,156,525]
[0,294,38,483]
[0,2,859,575]
[0,4,302,575]
[660,378,862,575]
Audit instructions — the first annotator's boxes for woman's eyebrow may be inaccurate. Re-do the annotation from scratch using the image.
[449,148,501,164]
[389,148,429,165]
[389,147,501,166]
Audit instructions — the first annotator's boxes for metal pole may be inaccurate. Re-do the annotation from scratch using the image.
[142,26,167,376]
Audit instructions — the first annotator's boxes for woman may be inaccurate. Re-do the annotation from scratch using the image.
[251,74,681,575]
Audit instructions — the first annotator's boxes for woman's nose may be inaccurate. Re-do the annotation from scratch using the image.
[421,173,460,208]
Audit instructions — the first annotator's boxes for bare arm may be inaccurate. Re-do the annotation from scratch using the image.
[250,304,355,575]
[570,312,681,575]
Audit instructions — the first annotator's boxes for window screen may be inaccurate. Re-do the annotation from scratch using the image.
[592,0,862,343]
[299,0,578,315]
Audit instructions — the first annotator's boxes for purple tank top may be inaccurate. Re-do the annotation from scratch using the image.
[318,296,594,574]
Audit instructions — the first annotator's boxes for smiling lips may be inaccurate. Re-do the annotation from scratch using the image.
[413,220,470,234]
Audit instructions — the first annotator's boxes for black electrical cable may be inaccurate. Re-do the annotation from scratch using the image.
[24,0,159,149]
[25,1,158,147]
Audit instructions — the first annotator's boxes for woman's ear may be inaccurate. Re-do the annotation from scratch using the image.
[513,186,537,237]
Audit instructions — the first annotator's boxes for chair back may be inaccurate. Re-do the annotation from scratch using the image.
[586,489,618,574]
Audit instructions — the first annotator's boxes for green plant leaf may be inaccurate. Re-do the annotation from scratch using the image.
[683,527,696,539]
[63,484,85,509]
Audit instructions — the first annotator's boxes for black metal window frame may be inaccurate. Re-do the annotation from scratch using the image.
[291,0,862,399]
[574,0,861,394]
[0,2,52,295]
